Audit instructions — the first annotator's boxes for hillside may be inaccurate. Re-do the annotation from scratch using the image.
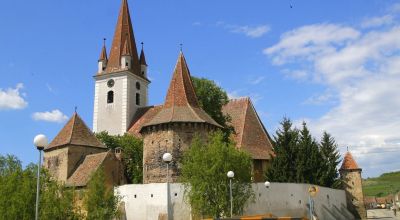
[363,171,400,197]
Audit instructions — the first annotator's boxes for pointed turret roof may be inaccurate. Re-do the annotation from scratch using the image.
[165,52,200,108]
[139,47,147,66]
[105,0,140,74]
[142,53,221,128]
[98,42,108,61]
[45,113,106,151]
[340,151,361,171]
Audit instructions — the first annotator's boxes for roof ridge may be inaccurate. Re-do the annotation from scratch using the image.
[68,113,78,144]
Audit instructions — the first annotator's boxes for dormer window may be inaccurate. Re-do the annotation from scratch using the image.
[107,91,114,103]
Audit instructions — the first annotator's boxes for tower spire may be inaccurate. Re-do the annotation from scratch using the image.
[139,42,147,66]
[106,0,140,74]
[98,38,108,61]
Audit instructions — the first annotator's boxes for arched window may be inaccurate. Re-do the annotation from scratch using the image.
[136,93,140,105]
[107,91,114,103]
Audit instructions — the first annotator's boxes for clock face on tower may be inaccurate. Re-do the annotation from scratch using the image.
[107,79,115,88]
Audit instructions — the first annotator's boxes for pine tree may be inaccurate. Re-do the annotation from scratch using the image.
[266,118,299,182]
[319,132,341,188]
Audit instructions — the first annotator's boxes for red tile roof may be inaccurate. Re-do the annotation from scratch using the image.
[139,47,147,66]
[127,105,163,137]
[142,53,221,128]
[340,151,361,170]
[103,0,141,76]
[98,43,107,61]
[45,113,106,151]
[222,97,274,160]
[66,151,110,187]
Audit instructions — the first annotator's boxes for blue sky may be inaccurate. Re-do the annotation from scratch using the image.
[1,0,400,177]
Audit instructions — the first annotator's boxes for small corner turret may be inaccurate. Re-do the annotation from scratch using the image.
[121,37,132,70]
[340,150,367,219]
[139,42,147,77]
[98,38,108,73]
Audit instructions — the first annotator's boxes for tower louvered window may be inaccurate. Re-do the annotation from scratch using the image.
[107,91,114,103]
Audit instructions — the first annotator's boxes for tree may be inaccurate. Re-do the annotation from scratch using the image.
[319,132,341,188]
[96,132,143,183]
[180,131,254,218]
[84,167,120,220]
[266,118,299,183]
[0,154,81,220]
[191,76,234,140]
[296,122,323,184]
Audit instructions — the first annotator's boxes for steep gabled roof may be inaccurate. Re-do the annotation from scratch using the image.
[222,97,274,160]
[142,53,221,129]
[103,0,141,75]
[66,151,110,187]
[45,113,106,151]
[340,151,361,171]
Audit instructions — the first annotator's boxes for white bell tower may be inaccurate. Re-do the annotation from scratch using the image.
[93,0,150,135]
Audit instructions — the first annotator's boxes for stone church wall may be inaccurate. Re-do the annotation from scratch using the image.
[43,145,107,182]
[142,123,212,183]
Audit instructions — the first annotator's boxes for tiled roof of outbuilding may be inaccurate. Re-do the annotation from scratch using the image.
[340,151,361,170]
[45,113,106,151]
[222,97,274,160]
[66,152,109,187]
[142,53,221,129]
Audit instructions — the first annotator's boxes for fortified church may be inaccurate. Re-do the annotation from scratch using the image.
[43,1,366,218]
[43,0,274,187]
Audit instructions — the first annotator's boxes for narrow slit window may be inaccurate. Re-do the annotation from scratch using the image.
[136,93,140,105]
[107,91,114,103]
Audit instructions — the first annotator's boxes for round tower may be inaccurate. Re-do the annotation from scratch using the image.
[340,151,367,219]
[139,52,221,183]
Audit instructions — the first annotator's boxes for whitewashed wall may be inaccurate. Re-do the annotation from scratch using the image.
[115,183,354,220]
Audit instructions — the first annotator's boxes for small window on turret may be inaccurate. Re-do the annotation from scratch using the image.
[126,62,129,67]
[136,93,140,105]
[136,82,141,90]
[141,71,145,75]
[107,91,114,103]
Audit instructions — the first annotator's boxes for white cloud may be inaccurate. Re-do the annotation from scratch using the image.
[361,15,394,28]
[264,24,360,65]
[265,20,400,176]
[229,25,270,38]
[217,22,270,38]
[32,109,68,123]
[249,76,266,85]
[0,83,28,110]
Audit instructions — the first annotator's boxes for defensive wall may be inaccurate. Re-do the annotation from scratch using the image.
[115,183,355,220]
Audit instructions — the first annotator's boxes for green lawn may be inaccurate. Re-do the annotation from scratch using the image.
[363,171,400,197]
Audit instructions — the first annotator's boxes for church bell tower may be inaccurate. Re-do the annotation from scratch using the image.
[93,0,150,135]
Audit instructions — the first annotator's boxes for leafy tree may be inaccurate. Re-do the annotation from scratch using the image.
[191,76,234,140]
[0,154,81,220]
[266,118,299,182]
[96,132,143,183]
[180,131,254,218]
[319,132,341,188]
[84,167,120,220]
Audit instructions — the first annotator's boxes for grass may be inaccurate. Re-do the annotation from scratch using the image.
[363,171,400,197]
